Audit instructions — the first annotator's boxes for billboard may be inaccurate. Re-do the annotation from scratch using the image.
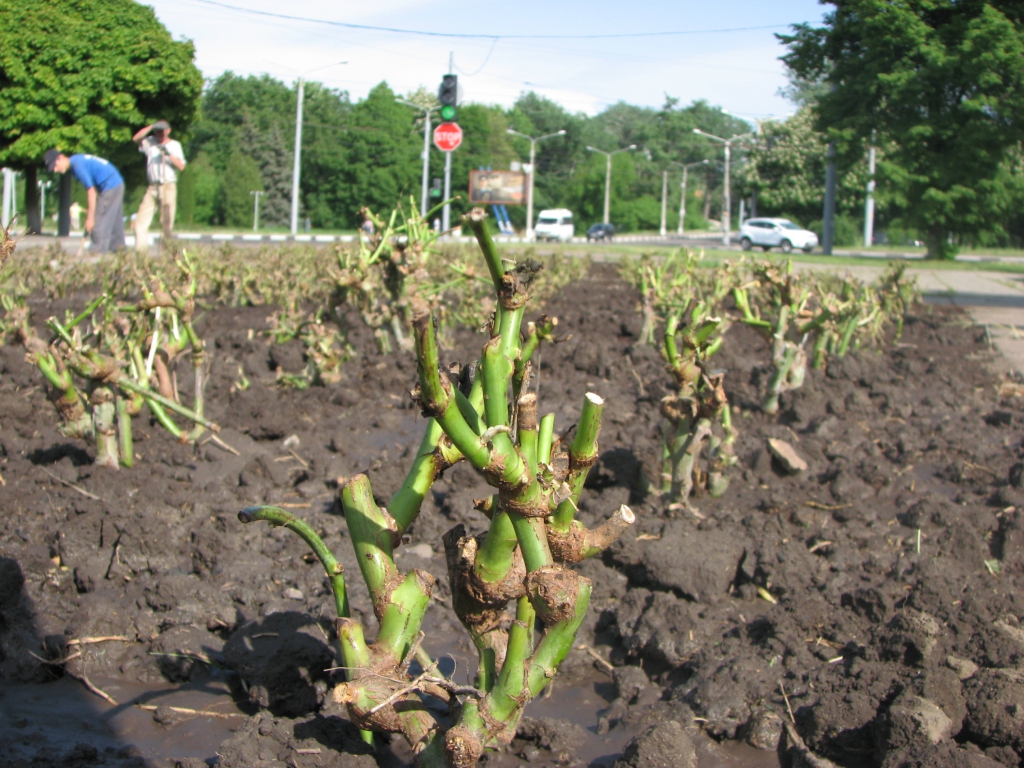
[469,170,526,206]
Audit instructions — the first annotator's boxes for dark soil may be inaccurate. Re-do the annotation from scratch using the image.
[2,262,1023,768]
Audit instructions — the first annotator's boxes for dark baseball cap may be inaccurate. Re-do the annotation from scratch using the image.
[44,149,60,171]
[153,120,170,130]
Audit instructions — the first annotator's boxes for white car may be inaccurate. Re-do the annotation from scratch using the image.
[534,208,574,243]
[739,218,818,254]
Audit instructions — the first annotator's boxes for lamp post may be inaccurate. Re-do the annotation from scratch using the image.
[692,129,752,246]
[585,144,636,225]
[507,128,566,241]
[398,101,440,218]
[38,180,51,233]
[290,61,347,235]
[669,159,709,236]
[250,190,264,232]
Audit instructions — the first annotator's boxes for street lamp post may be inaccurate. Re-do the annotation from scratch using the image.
[669,159,709,236]
[585,144,637,225]
[38,180,51,233]
[507,128,566,241]
[290,61,347,236]
[251,190,264,232]
[692,129,752,246]
[398,101,440,218]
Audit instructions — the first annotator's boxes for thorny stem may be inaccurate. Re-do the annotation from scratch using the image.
[538,414,555,465]
[552,393,604,533]
[238,506,349,619]
[116,395,133,469]
[340,475,397,613]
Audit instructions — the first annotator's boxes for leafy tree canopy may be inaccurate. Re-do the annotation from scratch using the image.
[0,0,202,170]
[780,0,1024,257]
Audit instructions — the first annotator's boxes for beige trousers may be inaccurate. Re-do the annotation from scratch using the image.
[134,182,177,252]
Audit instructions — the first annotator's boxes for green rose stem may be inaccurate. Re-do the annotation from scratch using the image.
[237,505,349,618]
[551,392,604,533]
[538,413,555,465]
[90,387,119,468]
[32,351,93,439]
[116,395,133,468]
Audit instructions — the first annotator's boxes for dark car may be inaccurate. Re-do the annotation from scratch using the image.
[587,223,615,241]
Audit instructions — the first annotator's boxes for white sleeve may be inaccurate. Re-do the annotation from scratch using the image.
[169,141,186,167]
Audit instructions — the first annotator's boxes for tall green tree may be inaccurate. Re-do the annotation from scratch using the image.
[781,0,1024,258]
[739,108,868,225]
[222,151,263,228]
[0,0,201,231]
[335,82,420,225]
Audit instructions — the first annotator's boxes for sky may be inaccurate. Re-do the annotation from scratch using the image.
[146,0,828,119]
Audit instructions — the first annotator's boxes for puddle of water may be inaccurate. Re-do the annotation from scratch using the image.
[0,674,244,765]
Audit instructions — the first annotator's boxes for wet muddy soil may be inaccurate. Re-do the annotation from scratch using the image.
[2,263,1024,768]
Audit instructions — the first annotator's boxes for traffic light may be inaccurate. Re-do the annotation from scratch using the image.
[430,178,442,198]
[438,74,458,122]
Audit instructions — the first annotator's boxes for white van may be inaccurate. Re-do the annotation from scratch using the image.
[534,209,574,242]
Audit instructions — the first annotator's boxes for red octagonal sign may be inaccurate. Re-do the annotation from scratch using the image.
[433,122,463,152]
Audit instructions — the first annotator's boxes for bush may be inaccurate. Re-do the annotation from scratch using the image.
[808,214,859,247]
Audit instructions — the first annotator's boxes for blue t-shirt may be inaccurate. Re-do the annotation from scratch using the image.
[69,154,123,192]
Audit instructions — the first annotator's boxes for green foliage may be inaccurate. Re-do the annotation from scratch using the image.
[808,214,860,247]
[222,152,263,228]
[781,0,1024,258]
[0,0,202,187]
[739,108,867,224]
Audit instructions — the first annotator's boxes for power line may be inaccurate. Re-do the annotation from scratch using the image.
[189,0,788,40]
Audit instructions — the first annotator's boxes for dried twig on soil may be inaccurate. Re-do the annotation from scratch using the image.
[576,643,614,673]
[137,704,244,719]
[67,671,118,706]
[40,467,101,500]
[778,681,795,723]
[68,635,132,646]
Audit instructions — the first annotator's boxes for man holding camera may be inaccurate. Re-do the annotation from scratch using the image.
[133,120,186,253]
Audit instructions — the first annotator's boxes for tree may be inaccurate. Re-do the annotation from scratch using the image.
[739,108,868,226]
[781,1,1024,258]
[0,0,202,232]
[335,82,420,226]
[176,151,220,226]
[222,152,263,228]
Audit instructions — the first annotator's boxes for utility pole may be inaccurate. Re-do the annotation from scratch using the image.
[693,129,754,246]
[863,143,876,248]
[585,145,636,225]
[822,140,837,255]
[660,170,668,237]
[290,77,304,236]
[442,150,452,232]
[398,101,440,218]
[39,180,51,232]
[290,61,348,236]
[670,159,709,236]
[251,190,264,232]
[442,52,454,235]
[507,128,566,241]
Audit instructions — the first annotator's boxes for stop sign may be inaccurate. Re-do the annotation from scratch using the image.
[433,122,463,152]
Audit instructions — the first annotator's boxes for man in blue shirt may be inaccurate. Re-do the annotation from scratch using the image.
[44,149,126,253]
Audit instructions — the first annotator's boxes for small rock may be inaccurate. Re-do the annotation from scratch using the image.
[283,587,304,601]
[405,543,434,559]
[153,705,188,727]
[946,655,979,680]
[767,438,808,474]
[886,695,954,746]
[615,721,696,768]
[743,710,783,750]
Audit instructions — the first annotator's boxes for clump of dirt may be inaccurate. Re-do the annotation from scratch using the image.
[2,262,1023,768]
